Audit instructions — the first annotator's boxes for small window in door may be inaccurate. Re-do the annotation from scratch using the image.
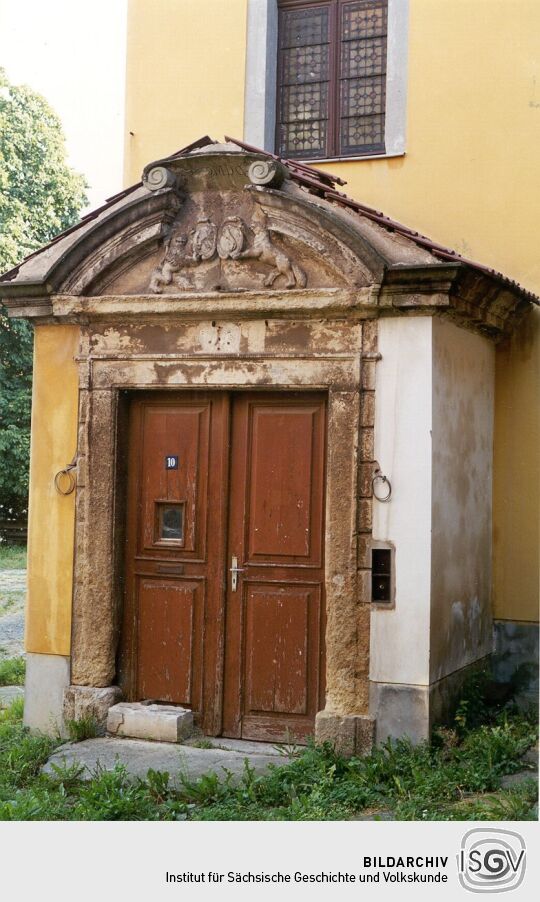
[155,502,185,545]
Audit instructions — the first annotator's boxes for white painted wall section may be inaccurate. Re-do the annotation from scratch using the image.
[370,317,432,686]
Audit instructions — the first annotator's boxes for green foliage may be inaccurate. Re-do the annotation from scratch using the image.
[460,781,538,821]
[66,716,98,743]
[0,698,536,821]
[0,544,26,569]
[0,68,87,517]
[454,668,490,735]
[190,738,215,749]
[0,656,25,686]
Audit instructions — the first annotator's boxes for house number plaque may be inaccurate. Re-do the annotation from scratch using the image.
[165,456,179,470]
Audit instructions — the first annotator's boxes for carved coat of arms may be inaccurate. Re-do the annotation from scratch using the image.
[149,206,306,293]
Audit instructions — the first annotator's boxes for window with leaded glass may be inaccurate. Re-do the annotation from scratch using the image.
[276,0,388,159]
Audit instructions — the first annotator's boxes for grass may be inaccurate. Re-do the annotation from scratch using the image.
[0,656,25,686]
[66,716,98,742]
[0,695,536,821]
[0,545,27,570]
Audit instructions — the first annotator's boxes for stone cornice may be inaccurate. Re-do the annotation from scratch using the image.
[2,271,529,339]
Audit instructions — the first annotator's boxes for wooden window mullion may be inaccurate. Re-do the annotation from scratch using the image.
[327,0,340,158]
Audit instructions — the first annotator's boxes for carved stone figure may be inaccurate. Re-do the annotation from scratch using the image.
[149,233,193,293]
[191,216,218,261]
[240,207,307,289]
[149,206,307,293]
[217,216,246,259]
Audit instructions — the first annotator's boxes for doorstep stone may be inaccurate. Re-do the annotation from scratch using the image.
[106,702,194,743]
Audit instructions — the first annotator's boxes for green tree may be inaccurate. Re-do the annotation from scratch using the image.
[0,68,87,520]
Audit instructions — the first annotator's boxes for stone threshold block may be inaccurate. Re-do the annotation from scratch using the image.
[107,702,194,742]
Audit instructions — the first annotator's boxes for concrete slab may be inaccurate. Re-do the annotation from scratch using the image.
[0,685,24,708]
[184,736,286,757]
[23,652,70,736]
[43,737,293,784]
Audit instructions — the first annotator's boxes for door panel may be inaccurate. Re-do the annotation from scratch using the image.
[139,405,209,557]
[122,390,326,742]
[247,407,318,561]
[137,577,201,705]
[244,583,311,715]
[122,392,229,733]
[223,393,326,742]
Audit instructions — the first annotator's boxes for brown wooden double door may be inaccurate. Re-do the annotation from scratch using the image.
[122,391,326,742]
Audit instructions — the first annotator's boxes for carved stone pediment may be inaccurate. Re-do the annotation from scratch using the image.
[1,140,534,337]
[92,146,379,295]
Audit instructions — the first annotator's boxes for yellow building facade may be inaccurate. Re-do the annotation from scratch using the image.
[124,0,539,631]
[3,0,536,738]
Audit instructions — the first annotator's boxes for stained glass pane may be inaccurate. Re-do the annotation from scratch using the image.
[340,113,385,154]
[280,81,329,122]
[342,0,387,40]
[277,4,330,158]
[279,6,330,49]
[341,75,385,118]
[279,119,328,158]
[281,44,330,85]
[341,36,386,79]
[339,0,387,155]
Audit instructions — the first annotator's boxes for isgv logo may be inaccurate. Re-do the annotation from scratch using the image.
[458,829,526,893]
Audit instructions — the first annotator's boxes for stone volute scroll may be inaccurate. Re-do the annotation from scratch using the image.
[248,160,285,187]
[142,165,178,191]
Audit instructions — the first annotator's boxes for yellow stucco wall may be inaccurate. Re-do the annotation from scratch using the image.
[26,326,79,655]
[492,310,539,623]
[124,0,248,183]
[121,0,538,623]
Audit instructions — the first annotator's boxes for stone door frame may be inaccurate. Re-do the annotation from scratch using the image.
[70,350,370,737]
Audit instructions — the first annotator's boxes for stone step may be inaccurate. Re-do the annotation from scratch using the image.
[107,701,193,743]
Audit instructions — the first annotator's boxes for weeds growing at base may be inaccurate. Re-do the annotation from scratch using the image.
[0,656,25,686]
[0,676,536,820]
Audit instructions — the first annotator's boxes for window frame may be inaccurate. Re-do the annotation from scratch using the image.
[275,0,388,161]
[242,0,408,163]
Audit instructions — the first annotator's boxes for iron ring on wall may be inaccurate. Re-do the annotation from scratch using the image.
[54,457,77,496]
[372,469,392,502]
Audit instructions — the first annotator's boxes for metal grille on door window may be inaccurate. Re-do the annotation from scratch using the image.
[155,502,185,544]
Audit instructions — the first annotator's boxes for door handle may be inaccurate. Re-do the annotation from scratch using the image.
[229,555,244,592]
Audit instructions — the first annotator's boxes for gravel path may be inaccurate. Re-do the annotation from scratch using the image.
[0,569,26,658]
